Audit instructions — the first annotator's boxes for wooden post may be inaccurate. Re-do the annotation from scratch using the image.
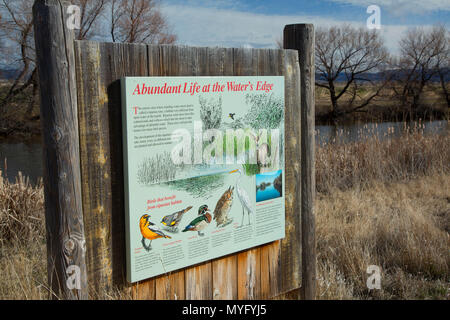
[283,24,317,299]
[33,0,88,299]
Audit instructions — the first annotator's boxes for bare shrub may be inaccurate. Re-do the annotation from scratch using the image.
[0,171,44,244]
[316,121,450,193]
[316,174,450,299]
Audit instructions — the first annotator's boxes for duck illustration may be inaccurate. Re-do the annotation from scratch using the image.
[139,214,172,251]
[161,205,193,232]
[230,169,253,226]
[213,186,234,227]
[182,205,212,236]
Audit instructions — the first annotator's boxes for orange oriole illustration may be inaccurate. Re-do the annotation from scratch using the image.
[139,214,171,251]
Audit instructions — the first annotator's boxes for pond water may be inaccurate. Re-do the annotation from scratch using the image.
[0,120,448,184]
[315,120,448,145]
[0,138,43,185]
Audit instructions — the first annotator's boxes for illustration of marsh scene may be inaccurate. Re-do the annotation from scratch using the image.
[136,92,285,199]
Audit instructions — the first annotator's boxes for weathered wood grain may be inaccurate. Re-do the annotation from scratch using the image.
[279,49,302,295]
[155,273,186,300]
[206,47,239,301]
[165,45,214,300]
[75,41,151,298]
[33,0,88,300]
[75,41,111,296]
[212,253,237,300]
[108,42,154,299]
[234,48,262,300]
[132,279,156,300]
[284,24,317,300]
[147,44,187,300]
[257,49,284,299]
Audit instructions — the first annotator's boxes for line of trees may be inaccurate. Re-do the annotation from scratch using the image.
[0,0,176,123]
[315,24,449,122]
[1,3,449,127]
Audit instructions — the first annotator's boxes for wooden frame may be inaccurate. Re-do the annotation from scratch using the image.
[33,0,315,300]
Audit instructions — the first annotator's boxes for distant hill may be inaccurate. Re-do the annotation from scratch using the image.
[317,68,450,83]
[1,67,448,83]
[0,68,20,80]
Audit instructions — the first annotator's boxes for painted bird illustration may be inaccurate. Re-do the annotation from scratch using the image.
[182,205,212,236]
[230,169,254,226]
[228,113,236,120]
[161,205,193,233]
[139,214,172,251]
[213,186,234,227]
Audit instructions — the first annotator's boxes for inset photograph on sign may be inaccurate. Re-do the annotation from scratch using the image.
[256,170,283,203]
[121,76,286,283]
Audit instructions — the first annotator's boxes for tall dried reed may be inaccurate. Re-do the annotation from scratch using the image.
[314,122,449,299]
[0,171,47,299]
[316,121,450,193]
[316,174,449,299]
[0,171,44,244]
[137,151,178,185]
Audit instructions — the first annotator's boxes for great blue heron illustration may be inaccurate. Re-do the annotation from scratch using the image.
[230,168,253,226]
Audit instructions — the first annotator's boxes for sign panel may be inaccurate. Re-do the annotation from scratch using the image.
[121,76,286,282]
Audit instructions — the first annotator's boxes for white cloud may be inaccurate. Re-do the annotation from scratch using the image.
[161,4,426,54]
[329,0,450,15]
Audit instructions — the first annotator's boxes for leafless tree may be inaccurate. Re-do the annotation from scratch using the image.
[0,0,107,123]
[431,27,449,109]
[74,0,109,40]
[0,0,176,132]
[392,25,449,117]
[437,44,449,109]
[0,12,4,45]
[0,12,7,77]
[0,0,35,115]
[315,24,390,120]
[275,34,283,49]
[110,0,176,44]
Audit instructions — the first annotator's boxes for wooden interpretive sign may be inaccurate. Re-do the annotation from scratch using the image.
[121,76,286,283]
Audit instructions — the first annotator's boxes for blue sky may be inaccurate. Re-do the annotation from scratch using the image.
[161,0,450,54]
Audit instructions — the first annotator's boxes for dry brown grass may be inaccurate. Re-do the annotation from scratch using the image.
[316,174,449,299]
[0,124,449,299]
[315,123,449,299]
[0,172,47,299]
[0,172,44,243]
